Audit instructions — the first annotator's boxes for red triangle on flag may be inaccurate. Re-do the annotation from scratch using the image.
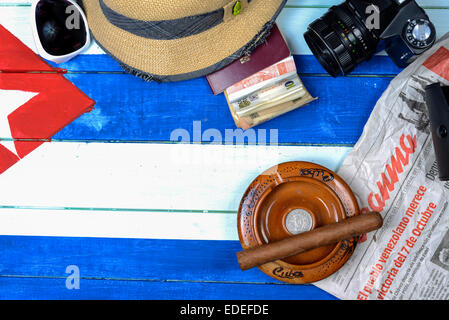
[0,25,95,175]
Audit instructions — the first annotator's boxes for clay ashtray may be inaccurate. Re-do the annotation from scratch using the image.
[237,161,360,284]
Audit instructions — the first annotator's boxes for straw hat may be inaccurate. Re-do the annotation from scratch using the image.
[81,0,287,82]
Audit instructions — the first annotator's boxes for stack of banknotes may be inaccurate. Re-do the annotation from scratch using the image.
[224,56,315,130]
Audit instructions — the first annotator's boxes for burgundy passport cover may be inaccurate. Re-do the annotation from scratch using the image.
[206,24,291,95]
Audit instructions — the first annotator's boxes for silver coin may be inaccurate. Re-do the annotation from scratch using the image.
[285,209,313,235]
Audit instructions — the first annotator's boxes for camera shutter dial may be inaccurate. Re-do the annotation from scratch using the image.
[404,19,435,49]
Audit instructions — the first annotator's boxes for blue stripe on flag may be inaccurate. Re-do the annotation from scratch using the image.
[52,55,395,145]
[0,236,336,300]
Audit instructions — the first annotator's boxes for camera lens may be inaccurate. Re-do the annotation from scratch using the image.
[304,2,379,77]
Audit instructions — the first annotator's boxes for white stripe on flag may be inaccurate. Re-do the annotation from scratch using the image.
[0,142,350,239]
[0,209,238,240]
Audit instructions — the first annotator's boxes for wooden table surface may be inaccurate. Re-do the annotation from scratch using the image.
[0,0,448,299]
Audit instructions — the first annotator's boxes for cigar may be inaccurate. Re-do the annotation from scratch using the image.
[237,212,383,271]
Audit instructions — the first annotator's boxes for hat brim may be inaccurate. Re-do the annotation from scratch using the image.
[82,0,287,82]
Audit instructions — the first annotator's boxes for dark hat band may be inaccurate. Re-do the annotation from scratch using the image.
[99,0,251,40]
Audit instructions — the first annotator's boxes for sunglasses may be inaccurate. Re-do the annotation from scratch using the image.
[31,0,91,64]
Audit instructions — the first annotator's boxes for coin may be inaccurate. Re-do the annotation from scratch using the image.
[285,209,313,235]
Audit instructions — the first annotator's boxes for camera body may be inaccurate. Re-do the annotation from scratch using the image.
[304,0,436,76]
[425,84,449,181]
[374,0,436,68]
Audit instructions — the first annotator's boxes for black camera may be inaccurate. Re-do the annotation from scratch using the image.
[304,0,436,77]
[425,84,449,181]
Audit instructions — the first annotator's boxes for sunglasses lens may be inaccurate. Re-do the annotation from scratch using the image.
[35,0,87,56]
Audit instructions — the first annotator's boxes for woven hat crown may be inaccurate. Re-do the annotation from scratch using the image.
[83,0,286,82]
[102,0,241,20]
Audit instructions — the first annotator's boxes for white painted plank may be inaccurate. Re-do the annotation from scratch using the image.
[287,0,449,7]
[1,4,448,56]
[0,208,238,240]
[0,142,351,211]
[1,1,446,7]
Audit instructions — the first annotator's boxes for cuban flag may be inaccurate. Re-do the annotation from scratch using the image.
[0,22,347,300]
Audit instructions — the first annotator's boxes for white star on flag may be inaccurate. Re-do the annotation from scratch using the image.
[0,89,39,157]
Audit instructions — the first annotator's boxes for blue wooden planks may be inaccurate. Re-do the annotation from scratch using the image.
[0,236,336,300]
[52,55,393,145]
[3,1,447,301]
[51,54,403,75]
[0,236,316,284]
[295,55,403,76]
[0,277,336,300]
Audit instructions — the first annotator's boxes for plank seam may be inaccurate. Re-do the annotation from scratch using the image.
[1,70,398,77]
[0,274,312,287]
[0,139,356,147]
[0,206,238,214]
[2,3,449,9]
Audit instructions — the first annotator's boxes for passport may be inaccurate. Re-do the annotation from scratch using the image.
[206,24,291,95]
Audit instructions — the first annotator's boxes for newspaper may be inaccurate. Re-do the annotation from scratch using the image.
[316,33,449,300]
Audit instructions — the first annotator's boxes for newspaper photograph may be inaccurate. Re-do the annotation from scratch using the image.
[316,33,449,300]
